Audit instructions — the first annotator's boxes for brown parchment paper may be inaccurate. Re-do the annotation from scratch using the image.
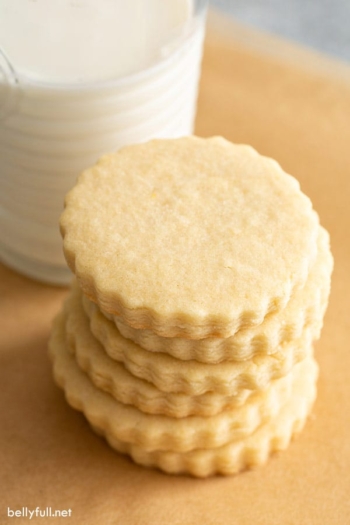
[1,13,350,525]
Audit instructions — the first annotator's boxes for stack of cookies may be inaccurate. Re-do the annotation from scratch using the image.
[49,137,333,477]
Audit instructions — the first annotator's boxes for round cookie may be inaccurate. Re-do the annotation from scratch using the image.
[60,136,320,339]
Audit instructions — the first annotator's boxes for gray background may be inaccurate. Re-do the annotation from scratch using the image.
[210,0,350,62]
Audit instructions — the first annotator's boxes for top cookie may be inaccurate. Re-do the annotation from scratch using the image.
[60,136,319,339]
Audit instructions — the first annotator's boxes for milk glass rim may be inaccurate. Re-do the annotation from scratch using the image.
[1,0,208,93]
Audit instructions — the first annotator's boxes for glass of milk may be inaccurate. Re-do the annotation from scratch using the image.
[0,0,208,284]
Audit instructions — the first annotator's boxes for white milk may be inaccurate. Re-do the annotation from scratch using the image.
[0,0,206,284]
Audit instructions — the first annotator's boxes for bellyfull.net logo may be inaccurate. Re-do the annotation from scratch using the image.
[7,507,72,519]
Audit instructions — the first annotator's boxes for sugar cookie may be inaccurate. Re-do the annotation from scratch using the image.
[60,137,319,339]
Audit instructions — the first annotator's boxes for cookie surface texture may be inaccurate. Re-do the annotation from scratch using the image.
[60,136,319,338]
